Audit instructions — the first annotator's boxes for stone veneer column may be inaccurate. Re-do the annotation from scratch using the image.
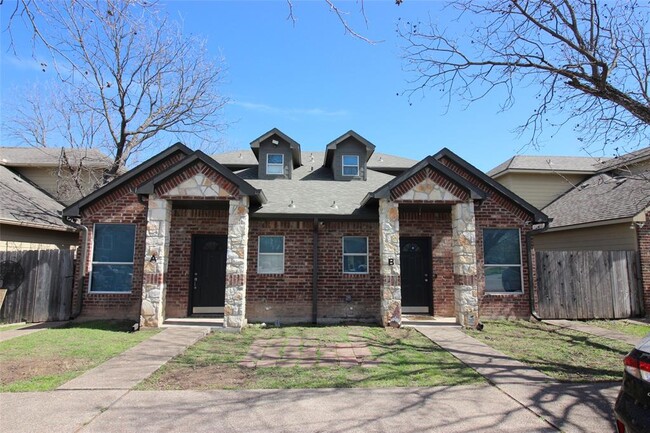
[378,199,401,327]
[224,196,249,328]
[141,196,171,327]
[452,201,479,327]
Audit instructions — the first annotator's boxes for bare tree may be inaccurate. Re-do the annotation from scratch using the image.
[5,0,228,184]
[400,0,650,151]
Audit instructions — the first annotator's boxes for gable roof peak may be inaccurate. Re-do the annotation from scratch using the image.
[63,142,193,217]
[249,128,302,167]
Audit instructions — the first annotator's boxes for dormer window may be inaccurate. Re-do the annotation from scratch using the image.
[267,154,284,175]
[342,155,359,176]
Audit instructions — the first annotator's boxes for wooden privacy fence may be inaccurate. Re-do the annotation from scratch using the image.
[0,249,74,323]
[536,250,643,319]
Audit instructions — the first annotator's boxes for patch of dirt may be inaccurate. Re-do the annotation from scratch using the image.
[0,356,91,385]
[152,365,256,390]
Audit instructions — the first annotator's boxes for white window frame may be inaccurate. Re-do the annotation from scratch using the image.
[483,228,524,294]
[89,223,136,294]
[266,153,284,175]
[342,236,369,274]
[342,155,359,177]
[257,235,285,274]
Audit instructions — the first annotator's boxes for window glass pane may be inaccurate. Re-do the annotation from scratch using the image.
[93,224,135,262]
[483,229,520,264]
[485,266,522,293]
[91,264,133,292]
[343,237,367,254]
[258,255,284,274]
[343,155,358,165]
[343,166,359,176]
[267,154,283,164]
[259,236,284,253]
[344,255,368,273]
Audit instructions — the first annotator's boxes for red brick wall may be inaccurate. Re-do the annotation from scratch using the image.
[246,220,313,323]
[399,208,455,316]
[438,156,534,319]
[317,220,380,323]
[246,219,381,324]
[76,193,148,320]
[165,208,229,318]
[474,197,532,319]
[637,211,650,315]
[73,151,186,321]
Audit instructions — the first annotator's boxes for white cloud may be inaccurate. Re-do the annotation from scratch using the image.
[233,101,349,117]
[4,56,47,72]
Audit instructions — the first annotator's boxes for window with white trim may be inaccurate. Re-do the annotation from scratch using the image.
[342,155,359,176]
[266,154,284,175]
[483,228,523,293]
[90,224,136,293]
[258,236,284,274]
[343,236,368,274]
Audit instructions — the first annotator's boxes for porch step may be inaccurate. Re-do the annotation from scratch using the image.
[401,315,461,328]
[162,317,224,330]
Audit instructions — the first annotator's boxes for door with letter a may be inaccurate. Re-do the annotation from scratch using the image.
[189,235,227,314]
[400,237,433,315]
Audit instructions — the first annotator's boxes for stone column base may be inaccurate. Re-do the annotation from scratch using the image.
[454,284,479,328]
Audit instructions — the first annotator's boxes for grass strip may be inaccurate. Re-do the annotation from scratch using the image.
[140,325,483,390]
[465,320,632,382]
[0,320,159,392]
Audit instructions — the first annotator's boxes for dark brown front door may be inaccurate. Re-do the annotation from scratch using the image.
[190,235,227,314]
[400,237,432,314]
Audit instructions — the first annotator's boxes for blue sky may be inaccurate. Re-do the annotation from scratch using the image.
[1,0,598,172]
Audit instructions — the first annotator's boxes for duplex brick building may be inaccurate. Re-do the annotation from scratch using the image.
[62,129,548,328]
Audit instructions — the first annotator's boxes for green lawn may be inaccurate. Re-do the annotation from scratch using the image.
[140,325,483,390]
[0,320,159,392]
[586,320,650,338]
[465,320,632,382]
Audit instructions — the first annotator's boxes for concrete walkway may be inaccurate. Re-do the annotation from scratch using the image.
[416,326,619,433]
[1,385,560,433]
[0,321,68,343]
[543,319,645,345]
[58,326,210,390]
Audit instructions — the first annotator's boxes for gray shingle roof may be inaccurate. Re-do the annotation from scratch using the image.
[213,150,417,171]
[542,172,650,228]
[0,147,111,168]
[488,155,606,177]
[595,146,650,172]
[238,165,396,217]
[0,165,72,231]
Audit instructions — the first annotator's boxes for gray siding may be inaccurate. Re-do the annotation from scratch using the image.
[533,223,637,251]
[331,138,367,181]
[257,139,293,180]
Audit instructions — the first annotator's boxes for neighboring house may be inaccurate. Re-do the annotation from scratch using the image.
[0,165,77,251]
[62,129,547,328]
[0,147,112,251]
[489,147,650,315]
[0,147,112,205]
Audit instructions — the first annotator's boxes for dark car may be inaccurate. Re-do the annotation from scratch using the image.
[614,335,650,433]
